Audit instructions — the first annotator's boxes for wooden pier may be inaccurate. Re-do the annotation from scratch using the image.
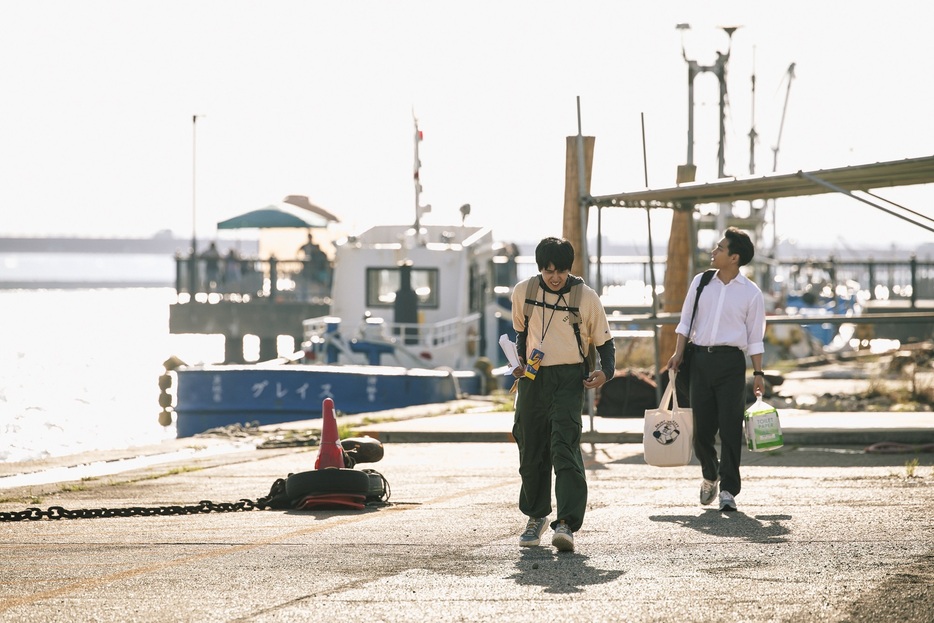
[169,255,330,363]
[170,299,328,363]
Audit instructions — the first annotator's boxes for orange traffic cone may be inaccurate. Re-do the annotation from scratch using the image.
[315,397,345,470]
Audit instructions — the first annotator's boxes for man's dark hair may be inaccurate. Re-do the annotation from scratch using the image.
[724,227,755,266]
[535,237,575,271]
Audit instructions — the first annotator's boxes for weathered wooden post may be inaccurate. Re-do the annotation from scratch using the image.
[562,135,595,278]
[659,164,697,361]
[563,131,596,428]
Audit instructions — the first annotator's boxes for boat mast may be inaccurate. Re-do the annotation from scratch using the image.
[748,47,758,176]
[413,114,431,233]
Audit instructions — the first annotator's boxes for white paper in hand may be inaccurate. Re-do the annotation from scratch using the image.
[499,334,521,375]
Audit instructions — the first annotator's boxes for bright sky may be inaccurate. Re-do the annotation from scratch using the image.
[1,1,932,256]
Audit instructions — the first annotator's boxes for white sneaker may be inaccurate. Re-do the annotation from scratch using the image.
[700,479,719,506]
[519,516,549,547]
[718,491,737,512]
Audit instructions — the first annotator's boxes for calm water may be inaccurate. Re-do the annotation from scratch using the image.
[0,288,225,463]
[0,252,175,284]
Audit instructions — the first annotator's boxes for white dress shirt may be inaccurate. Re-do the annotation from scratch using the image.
[675,270,766,356]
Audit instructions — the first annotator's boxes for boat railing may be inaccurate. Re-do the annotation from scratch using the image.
[385,314,479,349]
[301,313,483,368]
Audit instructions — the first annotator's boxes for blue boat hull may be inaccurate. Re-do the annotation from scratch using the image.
[173,364,480,437]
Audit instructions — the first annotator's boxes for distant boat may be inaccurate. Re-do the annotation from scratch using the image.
[172,222,519,436]
[170,120,519,437]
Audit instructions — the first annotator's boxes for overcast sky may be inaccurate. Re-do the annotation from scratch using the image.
[1,1,931,255]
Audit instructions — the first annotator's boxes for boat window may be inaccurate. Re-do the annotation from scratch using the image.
[366,267,439,308]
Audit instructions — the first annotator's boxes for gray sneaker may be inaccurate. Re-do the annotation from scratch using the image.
[519,516,549,547]
[552,521,574,552]
[718,491,737,512]
[700,479,719,506]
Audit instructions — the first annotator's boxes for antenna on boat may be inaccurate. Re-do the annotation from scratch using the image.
[459,203,471,227]
[413,112,431,235]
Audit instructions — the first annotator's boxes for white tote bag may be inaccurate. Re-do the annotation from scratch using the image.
[643,370,694,467]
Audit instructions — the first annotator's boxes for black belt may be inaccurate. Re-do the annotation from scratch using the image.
[694,345,740,353]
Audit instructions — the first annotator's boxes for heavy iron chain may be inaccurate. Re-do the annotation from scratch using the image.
[0,478,287,522]
[0,471,392,522]
[0,499,265,521]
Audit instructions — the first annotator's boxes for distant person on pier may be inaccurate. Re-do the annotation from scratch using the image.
[223,248,242,292]
[200,242,221,291]
[667,227,766,514]
[299,233,331,293]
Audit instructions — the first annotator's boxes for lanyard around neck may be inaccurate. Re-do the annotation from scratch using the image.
[540,289,565,344]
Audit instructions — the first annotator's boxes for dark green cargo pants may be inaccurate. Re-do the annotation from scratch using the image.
[512,363,587,532]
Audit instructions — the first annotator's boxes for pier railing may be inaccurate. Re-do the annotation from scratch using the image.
[175,252,933,309]
[771,256,934,306]
[170,252,931,362]
[174,255,331,302]
[514,254,934,310]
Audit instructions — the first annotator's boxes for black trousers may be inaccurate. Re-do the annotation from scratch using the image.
[689,348,747,496]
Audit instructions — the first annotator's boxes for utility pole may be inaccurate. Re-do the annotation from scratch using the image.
[677,23,738,270]
[191,115,202,257]
[190,114,204,294]
[678,24,737,177]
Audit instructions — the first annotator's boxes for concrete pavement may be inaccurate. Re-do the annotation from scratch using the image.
[2,401,934,622]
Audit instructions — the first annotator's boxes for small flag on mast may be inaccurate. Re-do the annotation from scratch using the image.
[413,116,430,222]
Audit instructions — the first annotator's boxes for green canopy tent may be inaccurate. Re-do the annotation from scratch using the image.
[212,203,335,307]
[216,203,331,230]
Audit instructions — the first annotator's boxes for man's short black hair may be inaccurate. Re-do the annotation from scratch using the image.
[535,237,575,271]
[724,227,755,266]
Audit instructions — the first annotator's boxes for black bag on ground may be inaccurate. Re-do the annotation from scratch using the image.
[596,369,659,418]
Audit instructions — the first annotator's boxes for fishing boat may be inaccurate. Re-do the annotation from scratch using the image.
[171,121,519,437]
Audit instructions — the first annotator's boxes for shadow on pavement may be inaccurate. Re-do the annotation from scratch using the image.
[508,548,626,594]
[842,549,934,623]
[649,511,793,543]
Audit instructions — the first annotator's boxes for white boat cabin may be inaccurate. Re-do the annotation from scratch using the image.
[302,223,516,371]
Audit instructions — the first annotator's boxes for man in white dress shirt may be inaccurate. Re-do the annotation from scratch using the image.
[667,227,766,513]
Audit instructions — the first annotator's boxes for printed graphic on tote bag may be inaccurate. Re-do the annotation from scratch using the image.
[643,369,694,467]
[652,420,682,445]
